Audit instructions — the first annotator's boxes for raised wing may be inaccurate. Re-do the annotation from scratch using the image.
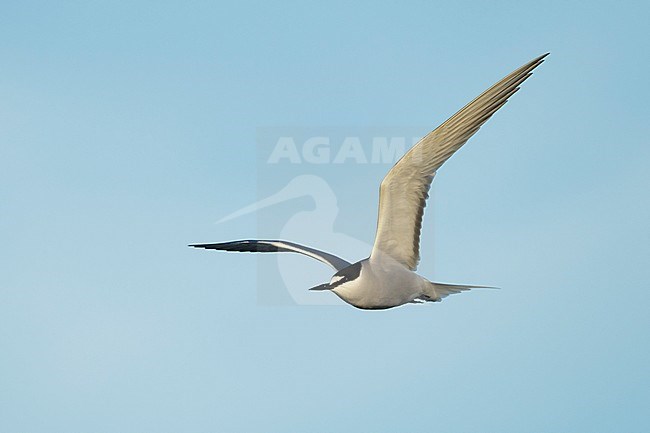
[371,54,548,270]
[190,239,352,271]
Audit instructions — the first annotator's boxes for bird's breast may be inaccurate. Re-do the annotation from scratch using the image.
[331,262,423,309]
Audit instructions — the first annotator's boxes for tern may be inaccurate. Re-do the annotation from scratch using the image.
[191,54,548,310]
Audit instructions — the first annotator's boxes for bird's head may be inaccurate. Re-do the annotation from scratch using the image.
[308,261,363,292]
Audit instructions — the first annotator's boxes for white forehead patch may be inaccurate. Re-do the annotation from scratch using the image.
[330,275,345,284]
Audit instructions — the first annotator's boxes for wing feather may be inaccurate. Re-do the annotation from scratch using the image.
[371,54,548,270]
[190,239,351,271]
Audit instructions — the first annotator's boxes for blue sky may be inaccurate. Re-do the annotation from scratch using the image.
[1,1,649,432]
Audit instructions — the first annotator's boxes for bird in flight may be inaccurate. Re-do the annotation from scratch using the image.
[191,54,548,310]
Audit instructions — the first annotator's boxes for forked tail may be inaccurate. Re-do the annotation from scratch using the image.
[418,282,498,302]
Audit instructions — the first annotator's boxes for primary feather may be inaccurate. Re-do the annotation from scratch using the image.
[371,53,548,270]
[190,239,351,271]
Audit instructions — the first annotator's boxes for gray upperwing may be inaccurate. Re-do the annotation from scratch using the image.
[371,54,548,271]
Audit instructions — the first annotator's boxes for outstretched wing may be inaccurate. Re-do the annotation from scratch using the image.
[190,239,352,271]
[371,53,548,270]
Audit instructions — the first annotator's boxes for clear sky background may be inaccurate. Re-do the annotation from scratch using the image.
[1,1,649,432]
